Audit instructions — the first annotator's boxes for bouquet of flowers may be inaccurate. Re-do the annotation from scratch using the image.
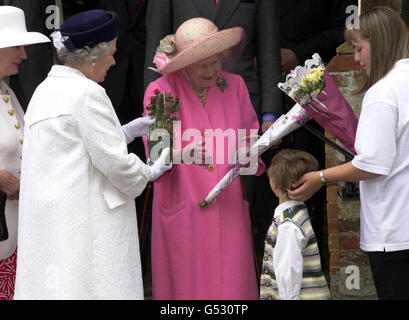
[199,103,310,208]
[146,89,180,162]
[279,53,326,100]
[278,53,358,154]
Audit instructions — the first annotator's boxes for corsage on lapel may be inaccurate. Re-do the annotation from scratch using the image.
[216,77,228,92]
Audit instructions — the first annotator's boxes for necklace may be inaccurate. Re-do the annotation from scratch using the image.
[182,69,209,106]
[196,87,209,105]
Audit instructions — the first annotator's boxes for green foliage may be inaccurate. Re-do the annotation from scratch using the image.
[146,90,180,139]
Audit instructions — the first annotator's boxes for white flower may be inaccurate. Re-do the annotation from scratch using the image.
[50,31,69,51]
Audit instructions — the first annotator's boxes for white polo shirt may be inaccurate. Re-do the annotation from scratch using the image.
[352,59,409,252]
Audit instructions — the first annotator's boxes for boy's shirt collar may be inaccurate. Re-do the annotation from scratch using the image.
[273,200,305,220]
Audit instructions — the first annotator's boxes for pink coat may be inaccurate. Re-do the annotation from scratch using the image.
[143,71,264,300]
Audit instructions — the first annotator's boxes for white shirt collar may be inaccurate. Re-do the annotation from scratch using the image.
[274,200,306,219]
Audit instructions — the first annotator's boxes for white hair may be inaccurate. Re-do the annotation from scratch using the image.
[56,39,114,65]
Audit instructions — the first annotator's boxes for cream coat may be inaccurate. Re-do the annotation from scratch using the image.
[14,65,150,300]
[0,81,24,259]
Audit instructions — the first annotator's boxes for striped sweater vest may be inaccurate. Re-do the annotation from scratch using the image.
[260,204,331,300]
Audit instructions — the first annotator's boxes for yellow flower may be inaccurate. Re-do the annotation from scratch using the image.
[300,67,325,93]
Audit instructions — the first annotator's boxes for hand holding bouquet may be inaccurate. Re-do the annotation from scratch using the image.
[146,89,180,163]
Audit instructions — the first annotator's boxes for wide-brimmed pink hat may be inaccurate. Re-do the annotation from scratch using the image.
[156,18,245,75]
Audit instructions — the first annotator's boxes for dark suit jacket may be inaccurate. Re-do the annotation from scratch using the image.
[144,0,283,119]
[8,0,55,110]
[84,0,147,123]
[280,0,358,64]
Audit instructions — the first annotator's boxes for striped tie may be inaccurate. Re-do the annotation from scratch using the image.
[127,0,142,17]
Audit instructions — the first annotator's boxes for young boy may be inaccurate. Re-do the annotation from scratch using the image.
[260,149,331,300]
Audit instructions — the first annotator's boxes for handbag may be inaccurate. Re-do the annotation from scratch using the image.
[0,191,8,241]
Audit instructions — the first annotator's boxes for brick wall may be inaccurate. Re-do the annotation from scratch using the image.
[325,53,378,299]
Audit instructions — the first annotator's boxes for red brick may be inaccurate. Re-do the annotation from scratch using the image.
[327,218,340,234]
[329,266,340,276]
[339,218,360,233]
[339,234,360,249]
[328,234,340,250]
[340,250,370,266]
[327,203,339,219]
[327,55,360,72]
[330,251,340,267]
[327,186,340,202]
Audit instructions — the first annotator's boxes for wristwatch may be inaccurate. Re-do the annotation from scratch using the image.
[319,170,327,185]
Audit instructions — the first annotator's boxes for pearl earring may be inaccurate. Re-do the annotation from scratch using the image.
[92,61,96,66]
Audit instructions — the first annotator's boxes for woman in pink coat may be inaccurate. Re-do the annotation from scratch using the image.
[143,18,264,300]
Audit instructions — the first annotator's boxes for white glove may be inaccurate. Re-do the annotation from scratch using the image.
[122,117,155,144]
[148,147,173,181]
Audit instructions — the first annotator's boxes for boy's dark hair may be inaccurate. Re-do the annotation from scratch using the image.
[267,149,319,193]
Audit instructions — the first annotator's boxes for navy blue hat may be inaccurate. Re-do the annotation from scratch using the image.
[60,9,118,51]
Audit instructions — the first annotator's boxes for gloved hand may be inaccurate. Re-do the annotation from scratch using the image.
[122,117,155,144]
[148,147,173,181]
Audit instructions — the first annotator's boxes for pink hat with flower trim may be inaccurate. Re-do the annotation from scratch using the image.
[153,18,245,75]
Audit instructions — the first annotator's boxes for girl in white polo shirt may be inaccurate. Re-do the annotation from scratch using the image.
[288,6,409,299]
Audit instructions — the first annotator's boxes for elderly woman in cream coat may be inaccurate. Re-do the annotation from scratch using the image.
[14,9,171,300]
